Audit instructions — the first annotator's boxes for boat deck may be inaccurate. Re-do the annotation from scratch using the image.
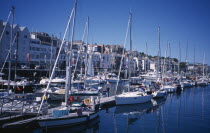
[99,96,115,107]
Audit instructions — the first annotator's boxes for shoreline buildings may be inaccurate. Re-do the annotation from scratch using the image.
[0,20,209,77]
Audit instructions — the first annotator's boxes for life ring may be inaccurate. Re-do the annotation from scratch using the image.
[69,96,74,102]
[84,98,91,104]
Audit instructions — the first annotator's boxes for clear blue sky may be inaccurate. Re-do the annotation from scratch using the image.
[1,0,210,65]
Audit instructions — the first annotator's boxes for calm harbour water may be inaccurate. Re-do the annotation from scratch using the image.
[2,85,210,133]
[95,85,210,133]
[38,85,210,133]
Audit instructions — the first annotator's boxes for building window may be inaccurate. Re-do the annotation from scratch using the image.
[31,54,34,59]
[6,31,9,35]
[24,35,27,38]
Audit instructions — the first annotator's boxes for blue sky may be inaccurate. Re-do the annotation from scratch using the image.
[0,0,210,65]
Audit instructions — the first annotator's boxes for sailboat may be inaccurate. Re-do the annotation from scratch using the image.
[115,11,152,105]
[84,52,106,84]
[161,39,177,93]
[2,0,99,128]
[180,42,194,88]
[196,52,208,86]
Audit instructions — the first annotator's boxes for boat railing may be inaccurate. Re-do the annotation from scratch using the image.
[0,97,47,115]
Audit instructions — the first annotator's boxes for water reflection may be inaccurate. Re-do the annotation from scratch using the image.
[112,98,167,133]
[37,117,100,133]
[99,86,210,133]
[114,102,153,115]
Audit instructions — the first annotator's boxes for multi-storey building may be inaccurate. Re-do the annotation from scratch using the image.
[29,32,58,68]
[0,21,30,67]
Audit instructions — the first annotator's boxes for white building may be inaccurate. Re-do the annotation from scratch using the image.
[0,21,30,66]
[17,26,30,63]
[100,53,111,69]
[0,22,11,66]
[92,52,101,69]
[29,32,57,67]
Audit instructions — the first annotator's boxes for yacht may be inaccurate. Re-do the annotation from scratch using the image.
[140,71,158,81]
[181,80,194,88]
[106,73,119,83]
[161,84,177,93]
[115,91,153,105]
[196,78,208,86]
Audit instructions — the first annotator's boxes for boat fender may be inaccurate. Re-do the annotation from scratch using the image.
[17,96,22,98]
[42,95,47,100]
[84,98,91,104]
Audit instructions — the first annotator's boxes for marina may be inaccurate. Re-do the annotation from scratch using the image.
[0,85,210,132]
[0,0,210,132]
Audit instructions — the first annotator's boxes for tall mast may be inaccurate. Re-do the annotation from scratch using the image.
[115,11,131,95]
[193,46,195,77]
[72,16,88,81]
[163,42,168,76]
[185,41,188,74]
[84,16,89,78]
[157,26,161,78]
[178,41,181,78]
[166,42,169,73]
[168,43,171,72]
[7,6,14,92]
[86,17,89,47]
[14,32,19,82]
[49,35,53,77]
[65,0,77,106]
[202,52,205,78]
[128,11,132,82]
[38,1,75,114]
[130,11,132,52]
[145,42,148,73]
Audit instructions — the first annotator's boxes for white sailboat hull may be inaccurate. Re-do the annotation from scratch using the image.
[85,79,106,84]
[162,85,177,93]
[181,82,194,88]
[38,112,98,128]
[115,92,153,105]
[197,82,208,86]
